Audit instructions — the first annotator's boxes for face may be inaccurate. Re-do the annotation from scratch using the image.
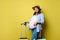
[34,7,39,13]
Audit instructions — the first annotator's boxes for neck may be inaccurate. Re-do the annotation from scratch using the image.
[36,12,38,15]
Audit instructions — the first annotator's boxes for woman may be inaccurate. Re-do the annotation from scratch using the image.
[21,5,44,40]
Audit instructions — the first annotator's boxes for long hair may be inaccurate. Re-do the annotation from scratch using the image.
[32,5,41,15]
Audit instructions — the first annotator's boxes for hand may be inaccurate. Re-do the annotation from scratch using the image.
[33,21,37,26]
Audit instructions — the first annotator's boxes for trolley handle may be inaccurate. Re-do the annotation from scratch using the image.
[21,22,27,26]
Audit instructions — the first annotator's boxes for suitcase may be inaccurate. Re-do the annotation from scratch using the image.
[19,22,29,40]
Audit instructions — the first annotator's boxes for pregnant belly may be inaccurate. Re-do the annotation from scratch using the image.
[29,21,36,29]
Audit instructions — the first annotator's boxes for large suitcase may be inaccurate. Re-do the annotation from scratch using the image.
[19,24,28,40]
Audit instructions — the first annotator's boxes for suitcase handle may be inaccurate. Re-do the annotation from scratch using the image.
[21,22,27,26]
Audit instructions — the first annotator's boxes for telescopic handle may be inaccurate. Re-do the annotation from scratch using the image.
[21,22,27,26]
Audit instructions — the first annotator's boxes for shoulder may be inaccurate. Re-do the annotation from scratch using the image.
[38,13,44,16]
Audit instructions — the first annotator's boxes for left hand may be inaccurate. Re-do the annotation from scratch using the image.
[33,21,37,26]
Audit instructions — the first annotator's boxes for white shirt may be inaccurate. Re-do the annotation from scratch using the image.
[29,15,38,29]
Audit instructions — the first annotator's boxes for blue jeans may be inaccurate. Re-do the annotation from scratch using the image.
[31,28,39,40]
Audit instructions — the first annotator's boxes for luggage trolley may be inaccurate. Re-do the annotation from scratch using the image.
[19,22,28,40]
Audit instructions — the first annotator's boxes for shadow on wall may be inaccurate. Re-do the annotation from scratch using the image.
[41,18,47,38]
[42,10,47,38]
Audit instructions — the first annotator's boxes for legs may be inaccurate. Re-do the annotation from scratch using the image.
[31,28,37,40]
[37,31,41,39]
[37,32,40,39]
[31,28,42,40]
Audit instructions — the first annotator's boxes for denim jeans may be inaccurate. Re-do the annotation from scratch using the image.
[31,28,40,40]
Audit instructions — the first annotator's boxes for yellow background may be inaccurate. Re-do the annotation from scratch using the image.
[0,0,60,40]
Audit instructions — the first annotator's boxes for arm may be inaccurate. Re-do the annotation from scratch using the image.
[34,14,44,26]
[37,14,44,24]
